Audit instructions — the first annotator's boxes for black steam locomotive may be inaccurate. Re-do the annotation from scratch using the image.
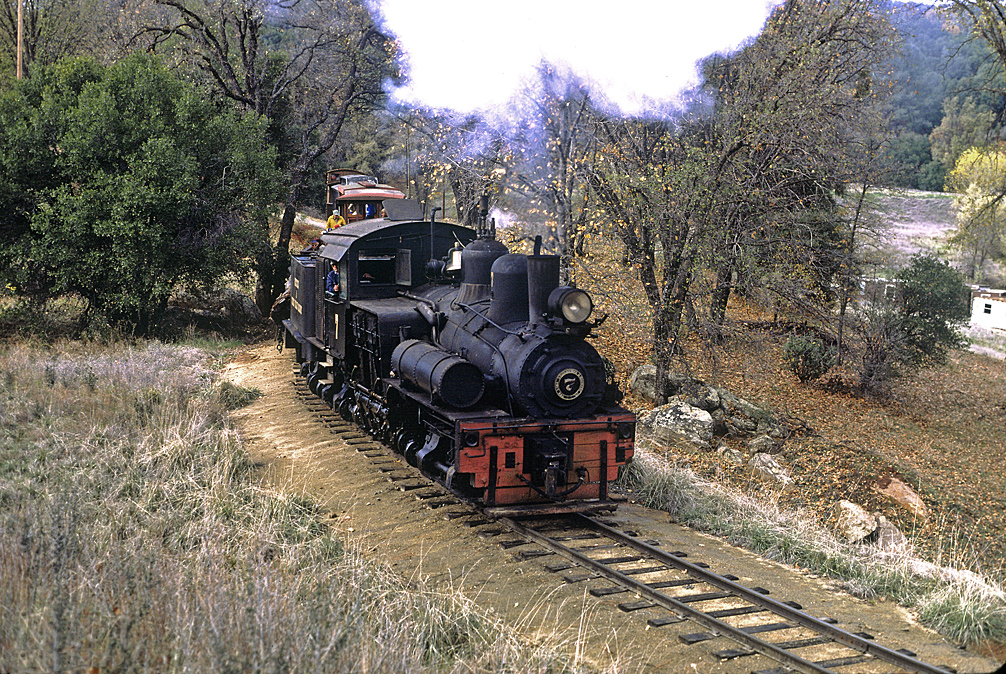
[279,197,634,513]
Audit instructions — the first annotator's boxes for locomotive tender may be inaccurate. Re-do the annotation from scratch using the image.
[280,197,635,513]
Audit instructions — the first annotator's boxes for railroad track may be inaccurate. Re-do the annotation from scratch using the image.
[292,377,979,674]
[491,513,959,674]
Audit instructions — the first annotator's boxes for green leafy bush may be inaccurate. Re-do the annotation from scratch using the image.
[0,54,281,335]
[783,335,837,383]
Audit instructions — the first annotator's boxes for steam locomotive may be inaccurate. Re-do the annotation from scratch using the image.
[279,196,635,514]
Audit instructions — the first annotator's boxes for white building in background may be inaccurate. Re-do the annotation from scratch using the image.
[969,287,1006,332]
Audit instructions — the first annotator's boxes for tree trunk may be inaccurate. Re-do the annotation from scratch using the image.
[709,262,733,335]
[255,201,297,316]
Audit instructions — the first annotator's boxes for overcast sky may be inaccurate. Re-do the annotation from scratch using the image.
[372,0,782,115]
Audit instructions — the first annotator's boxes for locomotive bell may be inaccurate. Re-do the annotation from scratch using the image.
[455,237,508,305]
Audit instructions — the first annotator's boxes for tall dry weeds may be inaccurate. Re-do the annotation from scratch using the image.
[0,340,581,674]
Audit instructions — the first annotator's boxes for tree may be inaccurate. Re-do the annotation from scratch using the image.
[480,62,595,283]
[0,0,102,78]
[945,145,1006,279]
[137,0,399,312]
[929,95,996,172]
[898,253,971,365]
[0,53,281,333]
[390,107,507,225]
[585,0,895,396]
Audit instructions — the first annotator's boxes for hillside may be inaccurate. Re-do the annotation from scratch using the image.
[577,189,1006,583]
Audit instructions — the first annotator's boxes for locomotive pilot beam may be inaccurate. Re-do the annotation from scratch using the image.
[280,191,635,513]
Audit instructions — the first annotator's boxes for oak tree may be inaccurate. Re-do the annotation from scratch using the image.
[0,54,281,333]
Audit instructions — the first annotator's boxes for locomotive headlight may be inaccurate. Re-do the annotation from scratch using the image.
[548,287,593,324]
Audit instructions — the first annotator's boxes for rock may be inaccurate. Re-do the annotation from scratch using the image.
[717,389,767,421]
[875,477,928,521]
[685,386,721,412]
[747,434,779,454]
[629,365,714,405]
[872,516,908,552]
[222,288,263,323]
[907,560,990,586]
[173,288,262,325]
[748,452,793,487]
[757,418,787,439]
[638,402,715,450]
[628,367,789,441]
[834,500,877,543]
[629,365,663,404]
[726,415,758,435]
[665,372,705,397]
[717,445,745,464]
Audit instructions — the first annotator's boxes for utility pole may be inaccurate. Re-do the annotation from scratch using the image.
[16,0,23,78]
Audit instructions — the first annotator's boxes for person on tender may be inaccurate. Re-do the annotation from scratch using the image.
[326,261,340,295]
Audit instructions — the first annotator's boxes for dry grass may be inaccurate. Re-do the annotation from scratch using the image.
[618,448,1006,646]
[0,340,586,674]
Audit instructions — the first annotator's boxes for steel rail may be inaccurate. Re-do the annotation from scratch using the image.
[501,514,952,674]
[582,515,952,673]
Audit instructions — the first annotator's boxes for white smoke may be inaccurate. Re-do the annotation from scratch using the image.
[372,0,781,115]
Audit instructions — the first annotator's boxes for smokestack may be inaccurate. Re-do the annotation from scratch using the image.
[527,236,560,326]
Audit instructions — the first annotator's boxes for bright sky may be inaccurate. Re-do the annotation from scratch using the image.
[373,0,782,115]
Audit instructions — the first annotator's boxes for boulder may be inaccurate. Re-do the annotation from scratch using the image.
[747,434,779,454]
[875,476,928,521]
[220,288,263,324]
[627,366,788,440]
[629,365,663,404]
[872,516,908,552]
[748,452,793,487]
[726,415,758,435]
[665,372,707,397]
[717,445,745,465]
[717,389,767,421]
[638,402,715,450]
[685,385,721,412]
[834,500,877,543]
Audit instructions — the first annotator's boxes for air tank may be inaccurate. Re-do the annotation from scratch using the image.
[391,339,484,409]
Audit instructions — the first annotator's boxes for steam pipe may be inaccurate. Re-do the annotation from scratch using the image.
[429,206,442,263]
[479,194,489,238]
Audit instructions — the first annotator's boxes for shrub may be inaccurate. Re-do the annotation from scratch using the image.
[783,335,836,382]
[852,254,970,393]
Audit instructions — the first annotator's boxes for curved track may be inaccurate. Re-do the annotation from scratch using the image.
[497,514,956,674]
[290,369,977,674]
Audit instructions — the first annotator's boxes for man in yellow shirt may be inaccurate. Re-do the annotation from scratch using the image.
[326,211,346,229]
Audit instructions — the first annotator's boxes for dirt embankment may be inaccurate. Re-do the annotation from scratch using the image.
[222,343,999,674]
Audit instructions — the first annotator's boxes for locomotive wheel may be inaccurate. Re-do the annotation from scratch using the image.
[403,437,421,467]
[337,397,353,422]
[391,428,407,454]
[308,372,324,396]
[395,430,419,457]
